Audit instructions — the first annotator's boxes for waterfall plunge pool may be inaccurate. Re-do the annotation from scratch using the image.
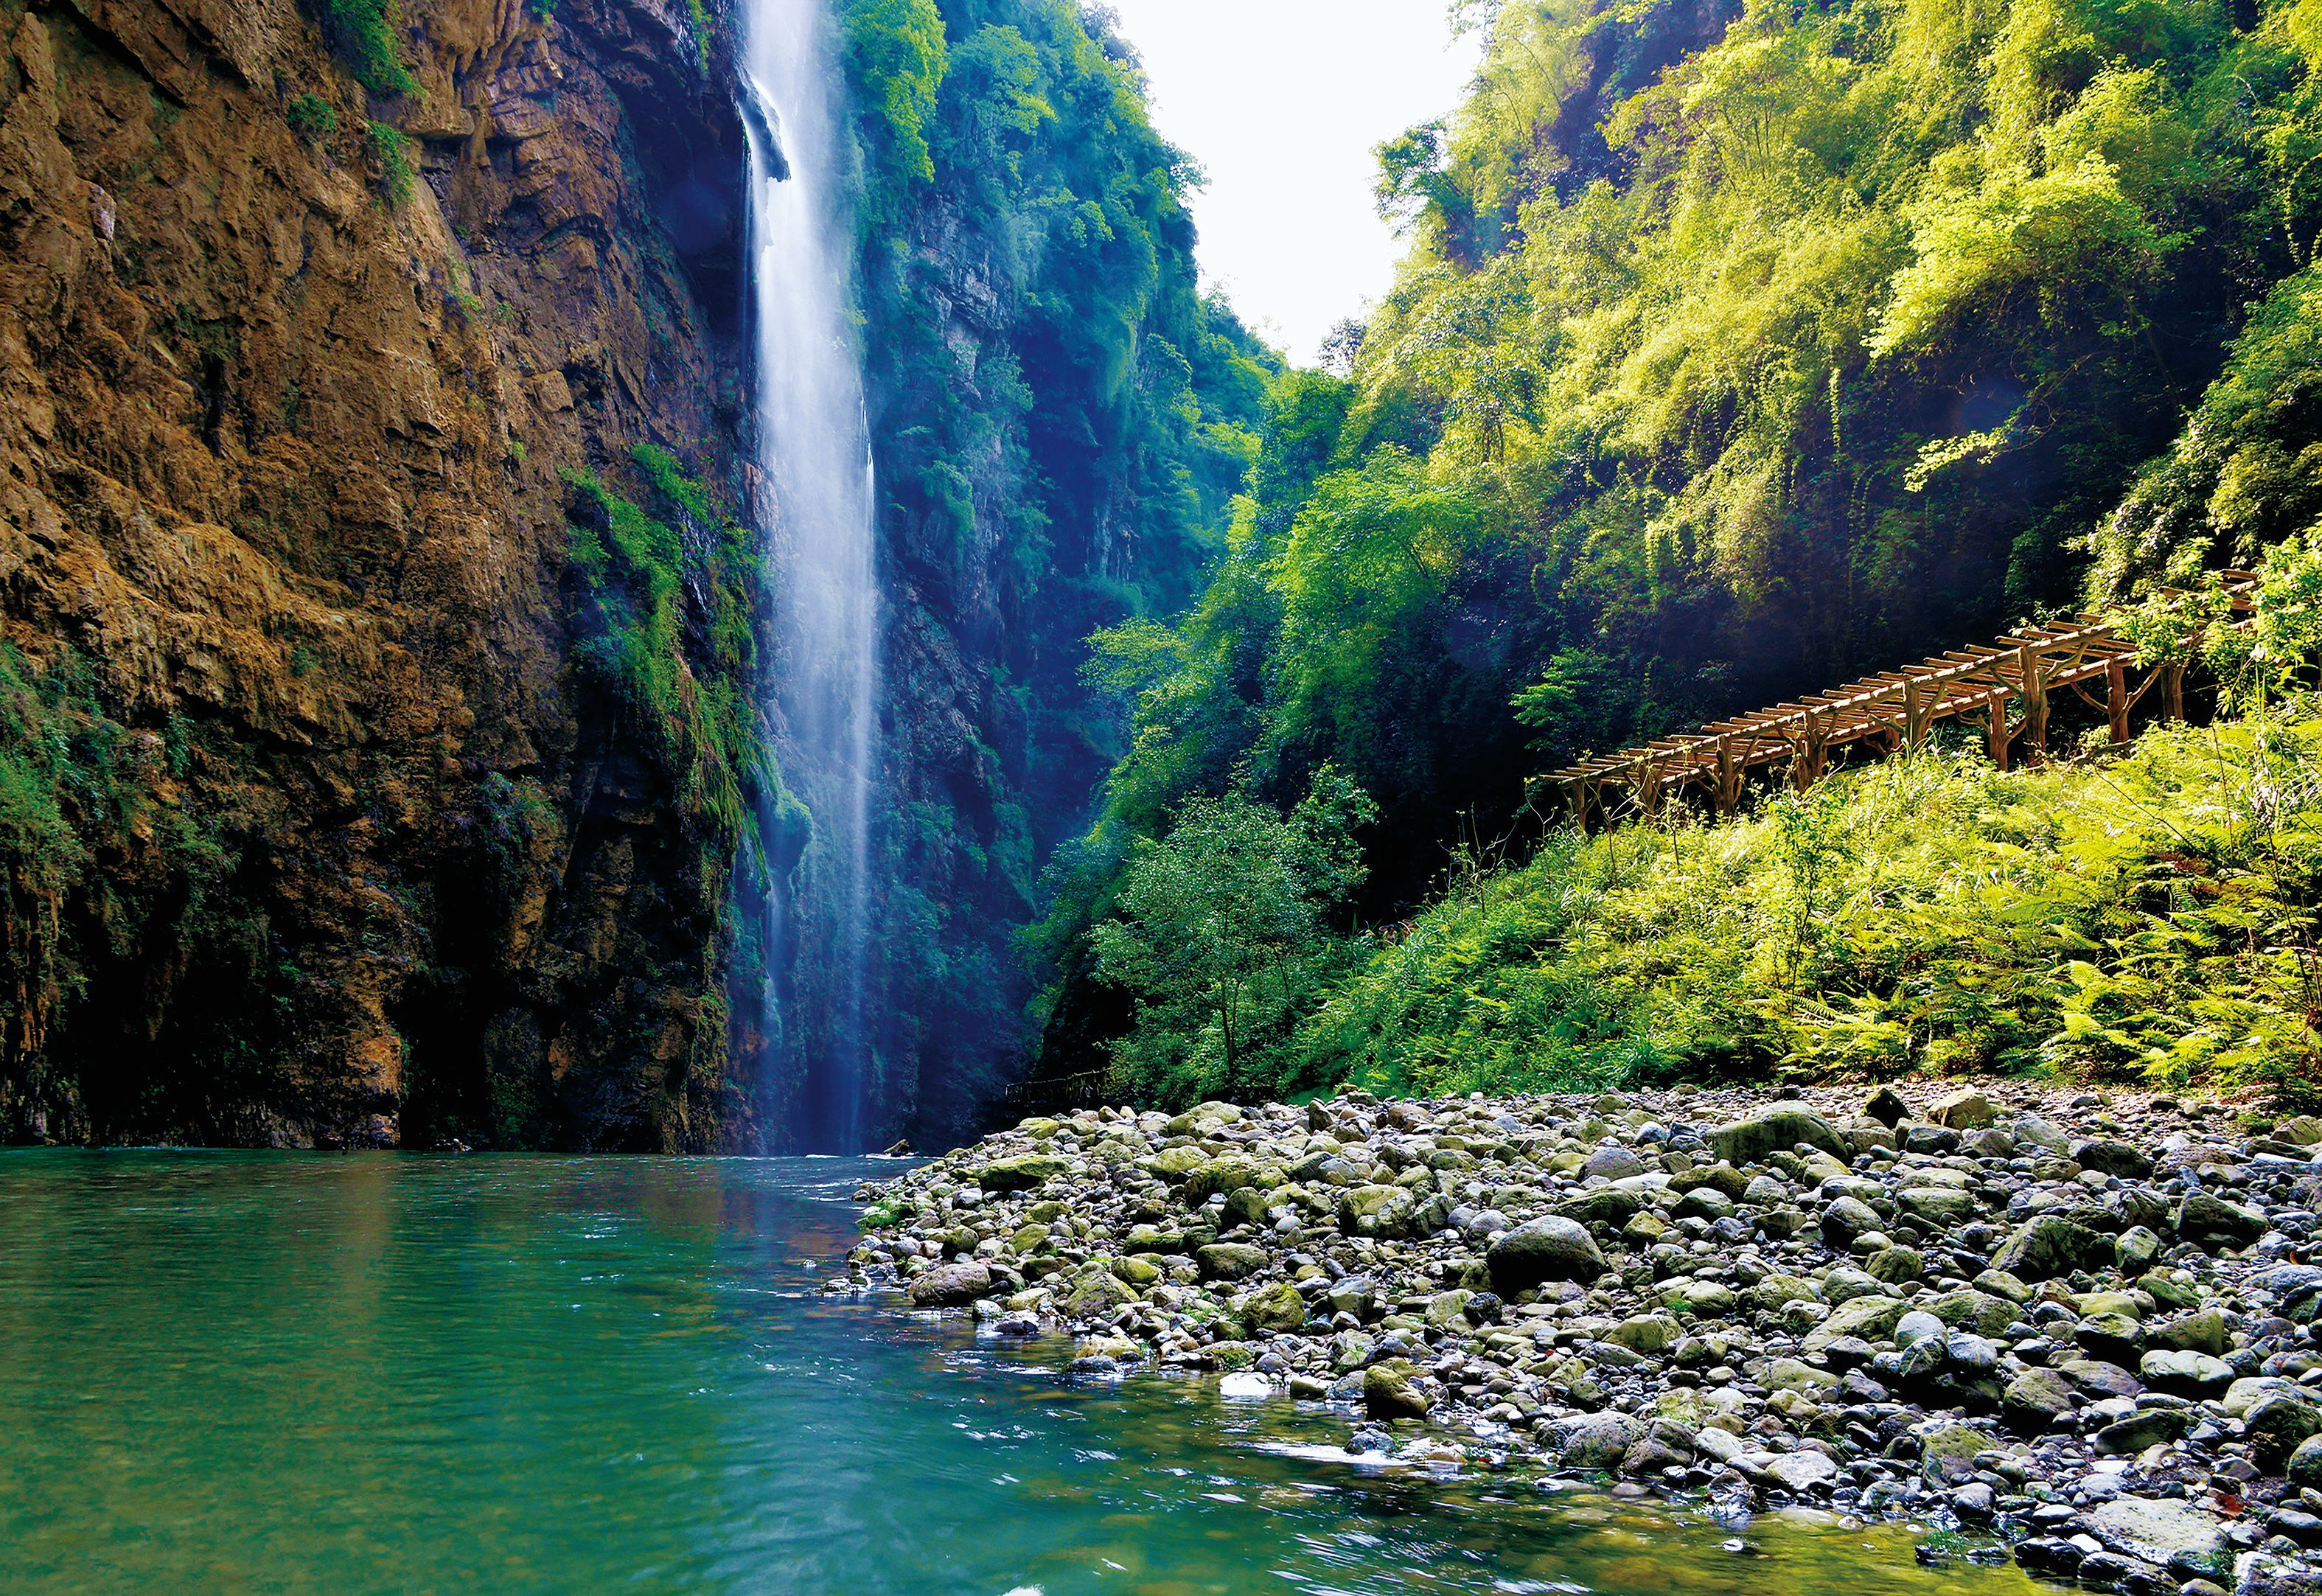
[0,1151,2057,1595]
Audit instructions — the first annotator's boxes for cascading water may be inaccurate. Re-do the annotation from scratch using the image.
[742,0,879,1152]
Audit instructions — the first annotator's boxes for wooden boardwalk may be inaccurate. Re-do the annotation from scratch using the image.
[1542,575,2259,827]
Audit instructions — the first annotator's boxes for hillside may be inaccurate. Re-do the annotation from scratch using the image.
[1029,0,2322,1111]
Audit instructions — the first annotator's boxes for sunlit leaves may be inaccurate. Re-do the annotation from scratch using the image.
[842,0,949,197]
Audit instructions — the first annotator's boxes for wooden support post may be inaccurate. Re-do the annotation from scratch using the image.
[1904,677,1939,749]
[1792,713,1830,791]
[1713,736,1742,817]
[1561,778,1591,833]
[1987,689,2011,771]
[2162,663,2186,723]
[2020,644,2049,766]
[2105,655,2130,745]
[1635,762,1662,820]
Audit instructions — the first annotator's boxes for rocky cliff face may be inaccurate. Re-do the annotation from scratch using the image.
[0,0,763,1147]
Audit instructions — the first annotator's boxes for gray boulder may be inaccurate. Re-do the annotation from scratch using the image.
[1487,1216,1608,1292]
[907,1261,994,1307]
[1991,1214,2116,1280]
[1709,1107,1845,1163]
[2087,1496,2225,1569]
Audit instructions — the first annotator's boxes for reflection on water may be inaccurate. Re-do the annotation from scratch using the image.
[0,1152,2054,1595]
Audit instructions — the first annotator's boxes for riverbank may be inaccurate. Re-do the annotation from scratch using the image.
[838,1083,2322,1596]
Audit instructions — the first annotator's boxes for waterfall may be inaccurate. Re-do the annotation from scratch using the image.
[742,0,878,1153]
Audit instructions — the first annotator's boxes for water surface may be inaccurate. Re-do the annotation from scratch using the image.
[0,1151,2055,1595]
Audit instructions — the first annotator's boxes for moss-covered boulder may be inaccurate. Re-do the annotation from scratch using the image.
[975,1154,1066,1193]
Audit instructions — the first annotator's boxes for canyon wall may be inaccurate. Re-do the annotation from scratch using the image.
[0,0,762,1147]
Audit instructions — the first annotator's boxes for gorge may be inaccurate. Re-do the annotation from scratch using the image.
[17,0,2322,1592]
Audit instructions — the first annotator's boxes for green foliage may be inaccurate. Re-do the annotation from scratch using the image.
[842,0,948,212]
[686,0,713,72]
[1032,0,2322,1090]
[285,94,338,139]
[366,122,416,208]
[1302,718,2322,1107]
[2117,530,2322,716]
[1090,767,1376,1107]
[562,448,761,838]
[2089,262,2322,596]
[0,644,290,1137]
[308,0,416,99]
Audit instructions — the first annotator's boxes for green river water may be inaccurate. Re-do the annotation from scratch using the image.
[0,1151,2061,1595]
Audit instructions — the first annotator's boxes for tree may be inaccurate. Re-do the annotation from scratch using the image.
[1090,770,1374,1101]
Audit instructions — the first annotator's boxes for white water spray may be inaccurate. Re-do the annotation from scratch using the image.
[742,0,877,1151]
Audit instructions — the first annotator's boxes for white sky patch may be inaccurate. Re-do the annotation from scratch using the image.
[1100,1,1485,366]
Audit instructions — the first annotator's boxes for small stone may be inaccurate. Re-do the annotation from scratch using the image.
[1992,1214,2117,1280]
[974,1154,1067,1193]
[2287,1433,2322,1490]
[2096,1407,2194,1454]
[1581,1145,1647,1182]
[2153,1308,2230,1357]
[2246,1393,2322,1470]
[1064,1270,1139,1315]
[2004,1367,2079,1432]
[1709,1107,1847,1164]
[2178,1193,2268,1249]
[1921,1423,1989,1485]
[1864,1086,1911,1127]
[1866,1245,1922,1292]
[2015,1537,2089,1577]
[1196,1243,1269,1282]
[2142,1348,2236,1393]
[1821,1195,1882,1245]
[1764,1450,1838,1493]
[1549,1412,1639,1470]
[1240,1280,1309,1331]
[1763,1357,1838,1393]
[2074,1139,2157,1179]
[1804,1294,1908,1352]
[1895,1308,1947,1347]
[2236,1553,2322,1596]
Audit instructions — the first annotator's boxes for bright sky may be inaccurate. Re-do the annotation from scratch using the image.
[1101,1,1485,366]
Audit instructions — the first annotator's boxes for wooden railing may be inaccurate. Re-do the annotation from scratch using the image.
[1539,575,2259,828]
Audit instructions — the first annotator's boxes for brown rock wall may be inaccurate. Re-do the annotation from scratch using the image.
[0,0,757,1148]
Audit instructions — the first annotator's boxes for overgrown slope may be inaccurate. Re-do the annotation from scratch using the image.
[1030,0,2322,1107]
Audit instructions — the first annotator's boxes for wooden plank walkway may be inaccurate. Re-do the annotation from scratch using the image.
[1541,574,2260,827]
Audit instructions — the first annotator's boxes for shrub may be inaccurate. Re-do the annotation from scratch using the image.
[310,0,416,99]
[1300,716,2322,1107]
[366,122,416,207]
[285,94,338,139]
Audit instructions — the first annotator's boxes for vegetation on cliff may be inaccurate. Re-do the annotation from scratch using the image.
[1030,0,2322,1110]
